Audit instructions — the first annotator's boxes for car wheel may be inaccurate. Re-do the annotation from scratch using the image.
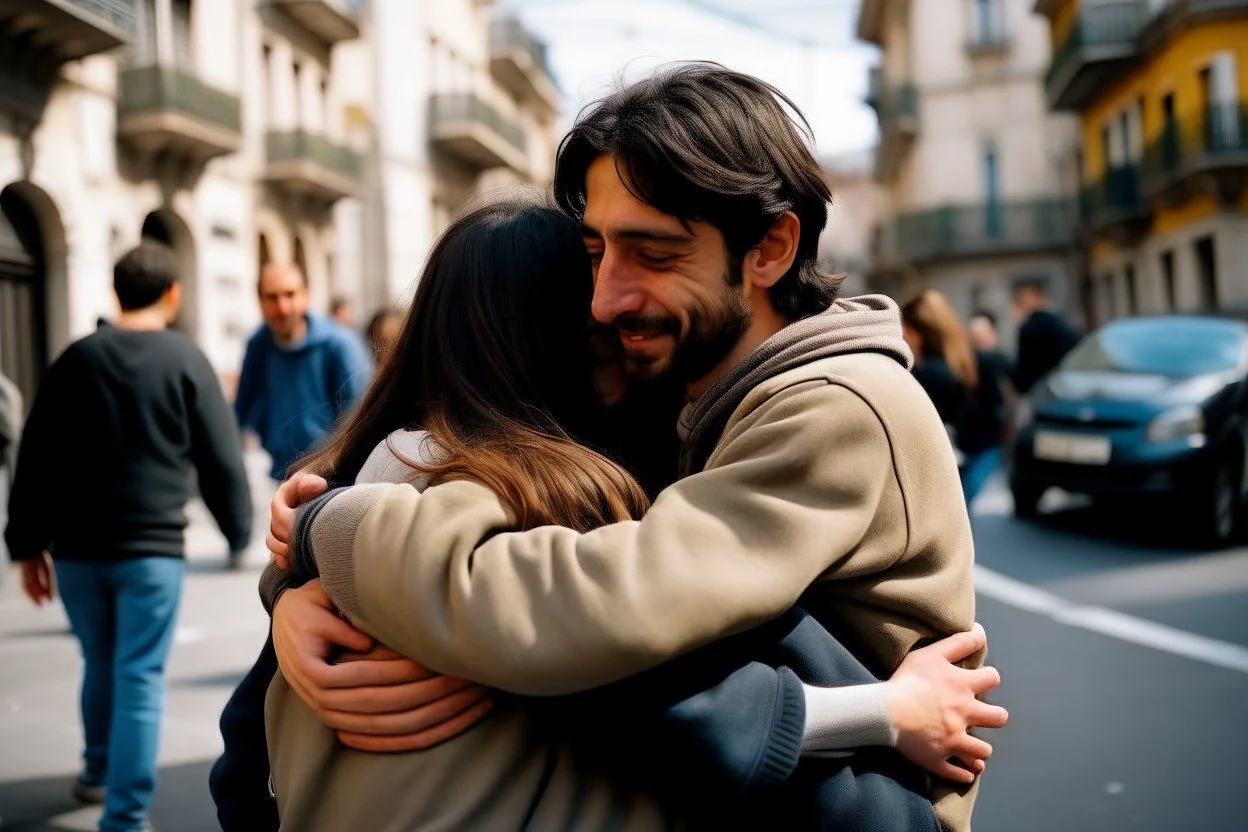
[1011,481,1044,519]
[1201,459,1241,548]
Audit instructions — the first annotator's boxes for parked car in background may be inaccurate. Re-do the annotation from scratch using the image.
[1008,316,1248,547]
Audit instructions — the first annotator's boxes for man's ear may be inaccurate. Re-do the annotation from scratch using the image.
[165,281,183,317]
[743,212,800,289]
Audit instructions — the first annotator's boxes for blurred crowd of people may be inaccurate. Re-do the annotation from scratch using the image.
[899,280,1079,507]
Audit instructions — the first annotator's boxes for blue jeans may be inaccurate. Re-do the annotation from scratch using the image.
[55,557,185,832]
[961,446,1003,508]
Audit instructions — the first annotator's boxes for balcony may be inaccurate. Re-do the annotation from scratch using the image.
[263,130,363,204]
[892,198,1076,265]
[1044,1,1146,111]
[429,93,527,173]
[1143,103,1248,204]
[489,16,560,113]
[1138,0,1248,53]
[117,64,241,162]
[1,0,134,59]
[868,70,918,183]
[1080,164,1151,240]
[0,0,135,121]
[272,0,360,45]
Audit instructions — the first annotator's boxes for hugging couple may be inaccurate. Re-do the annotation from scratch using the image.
[211,63,1008,831]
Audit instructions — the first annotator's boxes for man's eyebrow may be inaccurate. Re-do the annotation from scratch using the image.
[581,223,694,244]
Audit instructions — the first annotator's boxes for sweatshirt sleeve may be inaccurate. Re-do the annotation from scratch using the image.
[4,353,75,560]
[233,337,265,435]
[298,380,899,695]
[187,351,253,551]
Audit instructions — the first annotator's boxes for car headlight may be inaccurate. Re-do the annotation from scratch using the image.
[1146,405,1205,443]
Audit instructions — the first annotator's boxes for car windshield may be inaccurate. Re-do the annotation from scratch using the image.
[1063,318,1247,377]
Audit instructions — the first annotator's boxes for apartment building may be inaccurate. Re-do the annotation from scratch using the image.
[0,0,368,405]
[1037,0,1248,325]
[858,0,1083,341]
[352,0,561,303]
[0,0,560,409]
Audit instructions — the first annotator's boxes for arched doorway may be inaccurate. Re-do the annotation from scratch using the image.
[0,183,67,406]
[141,209,197,341]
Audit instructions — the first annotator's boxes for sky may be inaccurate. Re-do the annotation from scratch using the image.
[506,0,880,162]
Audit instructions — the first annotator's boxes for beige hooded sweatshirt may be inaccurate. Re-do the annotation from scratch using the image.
[292,295,980,831]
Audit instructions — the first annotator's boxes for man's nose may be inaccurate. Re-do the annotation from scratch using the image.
[591,256,646,325]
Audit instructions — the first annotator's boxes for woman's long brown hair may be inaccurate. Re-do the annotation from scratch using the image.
[299,196,649,532]
[901,289,979,390]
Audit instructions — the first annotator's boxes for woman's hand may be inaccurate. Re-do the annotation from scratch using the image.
[272,580,495,752]
[268,471,330,570]
[885,624,1008,784]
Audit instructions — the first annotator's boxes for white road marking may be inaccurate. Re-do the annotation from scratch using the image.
[975,565,1248,675]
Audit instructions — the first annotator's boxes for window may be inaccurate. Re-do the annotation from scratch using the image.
[1160,250,1176,311]
[1125,264,1138,315]
[1102,273,1117,320]
[968,0,1006,47]
[135,0,158,64]
[1160,92,1178,169]
[1206,52,1240,150]
[983,143,1001,238]
[1195,237,1218,310]
[262,45,275,128]
[171,0,192,67]
[293,61,303,129]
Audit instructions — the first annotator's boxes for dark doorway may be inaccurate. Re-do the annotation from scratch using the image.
[1194,236,1217,310]
[0,187,50,407]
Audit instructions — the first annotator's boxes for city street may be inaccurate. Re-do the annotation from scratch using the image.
[1,473,1246,832]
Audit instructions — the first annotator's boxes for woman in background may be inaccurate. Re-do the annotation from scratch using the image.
[901,289,978,428]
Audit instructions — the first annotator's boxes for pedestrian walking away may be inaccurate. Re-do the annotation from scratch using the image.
[1011,279,1079,395]
[4,242,252,832]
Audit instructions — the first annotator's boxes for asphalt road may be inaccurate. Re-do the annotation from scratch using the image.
[1,473,1246,831]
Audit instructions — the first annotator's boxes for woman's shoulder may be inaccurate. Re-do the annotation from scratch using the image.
[355,429,440,488]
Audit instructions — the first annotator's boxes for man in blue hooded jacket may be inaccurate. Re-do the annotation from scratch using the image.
[235,263,371,482]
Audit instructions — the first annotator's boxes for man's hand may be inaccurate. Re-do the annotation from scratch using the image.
[268,471,329,570]
[272,580,494,752]
[20,553,54,606]
[885,623,1008,784]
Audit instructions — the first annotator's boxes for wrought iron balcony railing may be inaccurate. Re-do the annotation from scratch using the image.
[118,64,241,133]
[1044,1,1146,110]
[892,197,1076,263]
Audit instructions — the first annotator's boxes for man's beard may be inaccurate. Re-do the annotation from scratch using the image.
[617,265,752,385]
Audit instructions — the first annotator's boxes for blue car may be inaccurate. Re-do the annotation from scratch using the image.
[1008,315,1248,547]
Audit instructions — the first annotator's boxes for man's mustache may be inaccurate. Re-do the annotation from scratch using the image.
[611,313,681,336]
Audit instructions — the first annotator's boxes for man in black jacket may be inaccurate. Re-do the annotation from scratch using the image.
[5,242,251,832]
[1012,279,1079,395]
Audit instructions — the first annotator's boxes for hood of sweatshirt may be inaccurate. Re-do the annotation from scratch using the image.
[676,294,913,476]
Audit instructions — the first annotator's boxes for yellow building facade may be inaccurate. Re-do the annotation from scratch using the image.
[1038,0,1248,324]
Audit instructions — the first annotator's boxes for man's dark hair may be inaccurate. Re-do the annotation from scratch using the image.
[114,241,178,311]
[554,62,842,320]
[330,296,350,315]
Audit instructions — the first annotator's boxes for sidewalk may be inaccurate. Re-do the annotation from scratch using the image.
[0,451,275,831]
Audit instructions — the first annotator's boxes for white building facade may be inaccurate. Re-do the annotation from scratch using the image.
[0,0,559,407]
[858,0,1084,339]
[352,0,562,304]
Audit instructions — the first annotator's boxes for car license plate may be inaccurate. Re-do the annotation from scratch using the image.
[1034,431,1111,465]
